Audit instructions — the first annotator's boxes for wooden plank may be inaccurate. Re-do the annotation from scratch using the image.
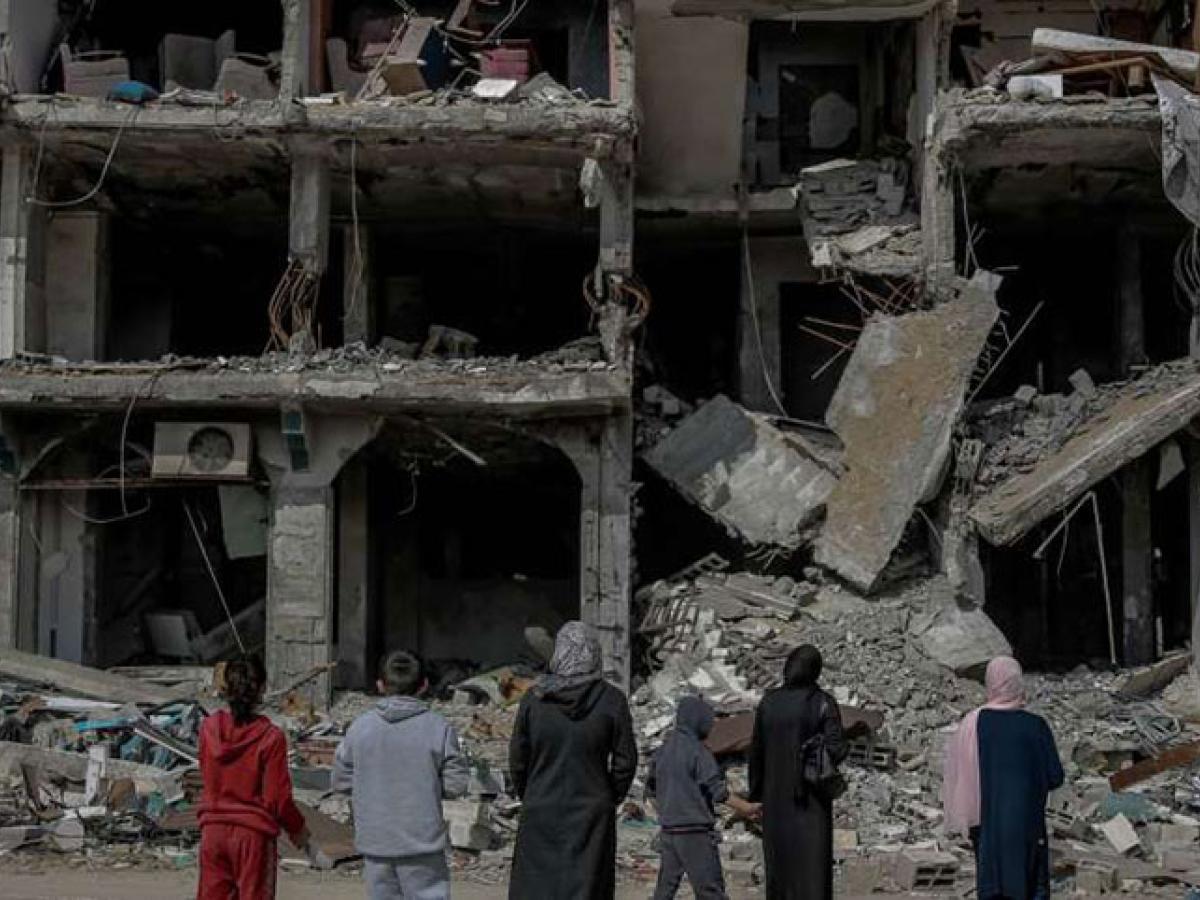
[1031,28,1199,82]
[281,801,359,865]
[1109,740,1200,791]
[0,649,176,704]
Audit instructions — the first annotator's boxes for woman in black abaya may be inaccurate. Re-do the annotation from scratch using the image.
[748,645,847,900]
[508,621,637,900]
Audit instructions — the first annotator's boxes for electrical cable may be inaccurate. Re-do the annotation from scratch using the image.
[182,498,246,654]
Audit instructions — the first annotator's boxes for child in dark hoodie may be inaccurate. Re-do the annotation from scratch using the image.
[332,650,469,900]
[646,695,760,900]
[198,656,310,899]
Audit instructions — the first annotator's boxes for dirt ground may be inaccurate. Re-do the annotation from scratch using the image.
[0,868,749,899]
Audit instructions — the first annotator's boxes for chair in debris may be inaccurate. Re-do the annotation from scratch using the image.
[326,37,369,96]
[60,44,130,98]
[159,29,237,92]
[215,51,277,100]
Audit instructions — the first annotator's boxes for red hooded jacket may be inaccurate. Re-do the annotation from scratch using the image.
[197,710,306,840]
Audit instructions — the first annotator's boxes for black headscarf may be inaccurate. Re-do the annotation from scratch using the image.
[783,644,823,688]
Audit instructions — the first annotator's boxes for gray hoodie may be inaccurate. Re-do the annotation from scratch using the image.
[646,696,729,831]
[331,695,470,858]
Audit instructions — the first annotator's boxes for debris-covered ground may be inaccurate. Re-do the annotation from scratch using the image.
[3,567,1200,896]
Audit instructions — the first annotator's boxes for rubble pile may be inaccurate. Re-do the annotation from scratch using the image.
[795,157,913,238]
[627,568,1200,894]
[7,334,612,378]
[970,360,1200,490]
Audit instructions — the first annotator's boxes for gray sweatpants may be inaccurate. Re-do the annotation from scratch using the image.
[363,852,450,900]
[652,830,728,900]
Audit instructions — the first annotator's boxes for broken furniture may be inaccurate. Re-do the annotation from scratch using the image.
[378,18,446,98]
[160,31,236,92]
[160,31,275,98]
[479,40,538,84]
[60,45,130,98]
[327,37,369,96]
[215,53,277,100]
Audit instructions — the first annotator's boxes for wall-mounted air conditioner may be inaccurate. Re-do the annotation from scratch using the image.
[152,422,252,479]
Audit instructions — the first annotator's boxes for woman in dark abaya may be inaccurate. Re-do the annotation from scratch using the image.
[748,644,847,900]
[508,621,638,900]
[943,655,1064,900]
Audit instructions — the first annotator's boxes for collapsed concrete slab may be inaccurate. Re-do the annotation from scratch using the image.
[970,361,1200,545]
[814,279,998,592]
[643,394,837,548]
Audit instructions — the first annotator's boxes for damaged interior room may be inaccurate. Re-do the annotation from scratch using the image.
[7,0,1200,895]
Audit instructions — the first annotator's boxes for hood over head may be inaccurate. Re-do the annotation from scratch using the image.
[675,695,715,739]
[784,644,823,688]
[374,694,430,723]
[538,678,607,721]
[208,710,274,765]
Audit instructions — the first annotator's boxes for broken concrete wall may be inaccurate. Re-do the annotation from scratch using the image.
[635,0,748,197]
[815,279,998,592]
[644,394,837,549]
[908,577,1012,675]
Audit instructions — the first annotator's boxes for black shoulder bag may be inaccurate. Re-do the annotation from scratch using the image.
[797,695,846,802]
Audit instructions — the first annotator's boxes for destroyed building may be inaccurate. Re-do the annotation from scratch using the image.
[4,0,1200,894]
[0,0,639,700]
[0,0,1197,742]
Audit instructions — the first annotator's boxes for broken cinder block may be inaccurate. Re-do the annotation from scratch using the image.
[643,395,837,549]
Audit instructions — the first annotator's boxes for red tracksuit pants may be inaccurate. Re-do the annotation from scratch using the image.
[198,823,278,899]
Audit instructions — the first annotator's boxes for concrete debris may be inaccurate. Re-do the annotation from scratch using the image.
[908,594,1013,677]
[1100,813,1142,855]
[643,394,838,549]
[815,278,999,592]
[796,158,915,240]
[807,224,922,277]
[971,360,1200,545]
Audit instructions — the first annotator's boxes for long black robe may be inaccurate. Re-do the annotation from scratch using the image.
[508,679,638,900]
[975,709,1063,900]
[748,685,847,900]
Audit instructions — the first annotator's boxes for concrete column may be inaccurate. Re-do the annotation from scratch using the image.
[0,145,46,358]
[910,6,941,185]
[342,223,374,345]
[336,456,374,689]
[45,212,109,362]
[920,135,955,295]
[608,0,635,105]
[598,162,634,276]
[267,484,335,699]
[1116,226,1154,664]
[257,412,378,704]
[289,148,331,272]
[0,477,20,649]
[553,416,633,689]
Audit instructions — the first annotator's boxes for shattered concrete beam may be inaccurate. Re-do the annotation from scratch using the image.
[814,279,998,592]
[303,105,636,161]
[0,366,631,418]
[970,368,1200,546]
[0,649,176,704]
[935,93,1161,171]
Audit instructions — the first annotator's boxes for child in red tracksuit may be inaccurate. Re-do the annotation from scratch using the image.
[198,657,311,899]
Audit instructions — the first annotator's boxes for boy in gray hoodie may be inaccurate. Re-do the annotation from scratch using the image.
[646,695,760,900]
[333,651,469,900]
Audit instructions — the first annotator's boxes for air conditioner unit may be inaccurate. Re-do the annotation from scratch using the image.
[152,422,252,479]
